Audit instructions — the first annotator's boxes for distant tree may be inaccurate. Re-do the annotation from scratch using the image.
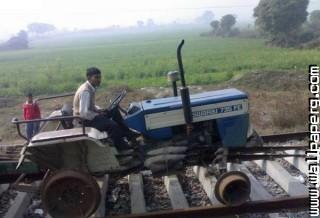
[146,19,155,27]
[205,15,239,37]
[254,0,309,47]
[310,10,320,25]
[196,10,214,24]
[0,30,29,51]
[137,20,144,28]
[220,14,237,36]
[27,22,56,35]
[11,30,28,49]
[302,9,320,43]
[229,28,240,37]
[210,20,220,33]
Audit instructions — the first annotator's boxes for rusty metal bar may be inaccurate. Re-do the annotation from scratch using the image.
[11,116,87,140]
[12,116,82,124]
[112,196,309,218]
[35,92,74,102]
[261,132,308,143]
[11,173,40,194]
[12,118,28,141]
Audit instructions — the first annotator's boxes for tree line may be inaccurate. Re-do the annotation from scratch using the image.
[0,23,56,51]
[203,0,320,48]
[1,0,320,50]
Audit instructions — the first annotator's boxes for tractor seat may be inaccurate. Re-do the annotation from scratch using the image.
[58,104,109,140]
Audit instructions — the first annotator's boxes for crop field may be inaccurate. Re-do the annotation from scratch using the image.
[0,28,318,97]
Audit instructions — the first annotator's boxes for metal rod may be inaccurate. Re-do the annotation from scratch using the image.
[15,123,28,141]
[172,81,178,97]
[113,195,309,218]
[35,92,74,102]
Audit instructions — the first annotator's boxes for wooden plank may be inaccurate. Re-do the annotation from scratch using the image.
[91,175,109,218]
[193,166,220,205]
[164,175,189,209]
[129,174,146,214]
[4,191,32,218]
[0,183,9,195]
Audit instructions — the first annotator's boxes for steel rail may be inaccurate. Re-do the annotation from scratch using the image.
[227,153,305,161]
[230,145,307,153]
[0,172,45,184]
[261,131,308,143]
[112,195,309,218]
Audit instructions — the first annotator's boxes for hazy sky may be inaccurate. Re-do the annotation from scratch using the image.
[0,0,319,39]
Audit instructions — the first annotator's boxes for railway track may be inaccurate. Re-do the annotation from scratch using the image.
[0,131,310,218]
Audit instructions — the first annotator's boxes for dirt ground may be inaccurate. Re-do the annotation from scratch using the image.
[0,70,308,144]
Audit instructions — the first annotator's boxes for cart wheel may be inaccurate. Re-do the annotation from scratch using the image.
[41,170,100,218]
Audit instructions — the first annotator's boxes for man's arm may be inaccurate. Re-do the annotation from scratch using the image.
[79,91,99,120]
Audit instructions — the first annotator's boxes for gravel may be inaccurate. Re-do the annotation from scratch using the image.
[177,167,211,207]
[105,176,130,216]
[143,175,172,212]
[23,195,44,218]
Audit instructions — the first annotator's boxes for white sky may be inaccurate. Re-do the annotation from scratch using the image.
[0,0,319,39]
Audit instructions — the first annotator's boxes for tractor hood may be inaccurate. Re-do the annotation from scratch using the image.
[124,88,248,140]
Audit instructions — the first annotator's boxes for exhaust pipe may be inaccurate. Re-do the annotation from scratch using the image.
[177,40,193,135]
[214,171,251,206]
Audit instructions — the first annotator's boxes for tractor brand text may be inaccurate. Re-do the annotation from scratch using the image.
[192,104,243,118]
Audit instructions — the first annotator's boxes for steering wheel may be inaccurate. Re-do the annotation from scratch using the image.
[107,90,127,112]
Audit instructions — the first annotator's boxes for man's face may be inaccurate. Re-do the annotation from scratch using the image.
[27,96,33,103]
[88,74,101,87]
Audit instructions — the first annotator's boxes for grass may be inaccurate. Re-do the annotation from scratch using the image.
[0,29,318,97]
[247,90,308,134]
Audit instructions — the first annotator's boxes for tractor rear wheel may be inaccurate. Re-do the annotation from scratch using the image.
[41,170,100,218]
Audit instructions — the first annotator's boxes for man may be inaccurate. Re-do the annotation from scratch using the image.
[73,67,131,151]
[23,93,41,140]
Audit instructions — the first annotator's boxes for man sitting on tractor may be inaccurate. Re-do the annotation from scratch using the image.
[73,67,133,152]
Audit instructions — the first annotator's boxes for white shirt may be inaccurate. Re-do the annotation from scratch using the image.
[79,81,99,120]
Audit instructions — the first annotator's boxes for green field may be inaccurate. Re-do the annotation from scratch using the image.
[0,29,318,96]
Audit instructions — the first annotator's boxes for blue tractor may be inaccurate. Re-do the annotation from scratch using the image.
[11,40,262,218]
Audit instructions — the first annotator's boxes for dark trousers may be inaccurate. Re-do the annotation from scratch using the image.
[84,114,127,149]
[26,122,40,140]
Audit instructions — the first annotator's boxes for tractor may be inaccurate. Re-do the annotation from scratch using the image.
[11,40,265,218]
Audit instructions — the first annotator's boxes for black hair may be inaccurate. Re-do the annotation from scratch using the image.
[26,92,32,97]
[86,67,101,78]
